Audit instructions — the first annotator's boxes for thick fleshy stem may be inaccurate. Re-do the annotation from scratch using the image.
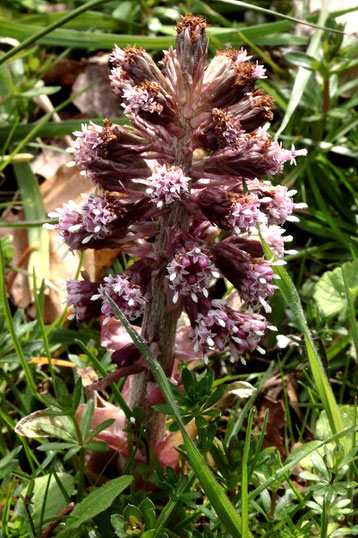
[129,139,192,445]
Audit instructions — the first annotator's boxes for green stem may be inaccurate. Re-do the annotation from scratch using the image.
[72,416,85,502]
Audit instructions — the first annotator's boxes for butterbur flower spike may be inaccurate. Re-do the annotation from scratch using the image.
[45,14,307,449]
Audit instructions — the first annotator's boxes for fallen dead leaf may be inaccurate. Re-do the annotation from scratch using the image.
[258,395,286,456]
[71,55,121,117]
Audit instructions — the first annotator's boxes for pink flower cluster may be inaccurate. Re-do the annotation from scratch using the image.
[48,15,307,373]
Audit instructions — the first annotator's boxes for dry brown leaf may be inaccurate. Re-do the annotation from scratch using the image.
[258,395,286,456]
[3,158,96,321]
[71,56,121,117]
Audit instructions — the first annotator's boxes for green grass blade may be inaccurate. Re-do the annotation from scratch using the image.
[18,10,125,32]
[276,6,328,137]
[0,242,38,399]
[0,219,56,228]
[259,234,346,450]
[342,264,358,362]
[106,295,244,538]
[13,163,49,286]
[0,19,173,54]
[241,408,254,538]
[0,0,113,65]
[220,0,342,34]
[306,164,358,258]
[32,270,54,380]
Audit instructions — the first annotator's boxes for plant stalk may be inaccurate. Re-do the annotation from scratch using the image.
[130,132,192,446]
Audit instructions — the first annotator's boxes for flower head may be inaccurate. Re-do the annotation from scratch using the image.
[66,277,101,321]
[211,238,277,312]
[145,164,190,208]
[92,273,147,323]
[47,193,150,252]
[166,246,219,304]
[186,297,267,362]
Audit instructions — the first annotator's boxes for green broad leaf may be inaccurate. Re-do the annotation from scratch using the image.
[36,422,73,441]
[123,504,142,519]
[195,416,208,429]
[153,403,172,414]
[85,418,115,443]
[21,85,61,98]
[37,442,77,452]
[140,497,156,529]
[286,441,324,470]
[314,260,358,319]
[63,446,81,461]
[205,385,227,409]
[299,471,321,481]
[310,453,329,480]
[58,476,133,533]
[16,473,74,527]
[316,405,358,448]
[284,51,317,69]
[111,514,125,536]
[53,376,71,406]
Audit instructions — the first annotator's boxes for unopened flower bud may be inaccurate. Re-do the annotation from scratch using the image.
[176,14,208,85]
[211,238,276,312]
[66,277,101,321]
[73,121,153,191]
[94,273,147,323]
[109,44,168,88]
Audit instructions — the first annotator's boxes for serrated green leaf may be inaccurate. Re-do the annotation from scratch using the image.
[0,446,22,479]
